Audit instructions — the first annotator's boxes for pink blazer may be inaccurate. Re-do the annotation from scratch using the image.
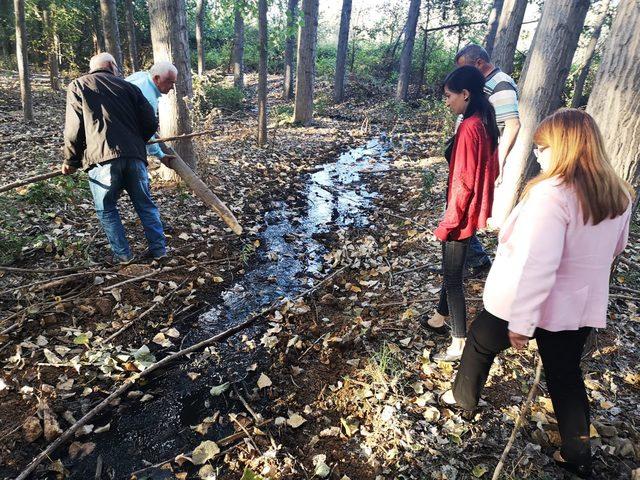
[483,177,631,337]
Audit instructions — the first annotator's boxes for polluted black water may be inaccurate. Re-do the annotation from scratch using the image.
[68,137,391,479]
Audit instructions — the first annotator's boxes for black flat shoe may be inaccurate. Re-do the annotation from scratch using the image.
[553,451,592,479]
[422,321,449,335]
[438,391,475,420]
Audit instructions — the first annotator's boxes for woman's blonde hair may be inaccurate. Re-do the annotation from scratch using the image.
[523,108,633,225]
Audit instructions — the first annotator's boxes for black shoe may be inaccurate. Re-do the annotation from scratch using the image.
[420,316,449,335]
[464,260,492,279]
[553,451,592,479]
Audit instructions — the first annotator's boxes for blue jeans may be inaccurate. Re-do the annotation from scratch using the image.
[465,234,491,268]
[88,158,166,260]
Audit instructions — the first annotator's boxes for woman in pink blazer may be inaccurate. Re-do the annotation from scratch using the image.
[440,109,633,478]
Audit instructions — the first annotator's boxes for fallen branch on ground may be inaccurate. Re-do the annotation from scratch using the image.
[492,356,543,480]
[14,267,346,480]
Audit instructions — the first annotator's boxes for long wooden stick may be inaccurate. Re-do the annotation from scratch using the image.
[14,267,345,480]
[0,171,61,194]
[491,356,543,480]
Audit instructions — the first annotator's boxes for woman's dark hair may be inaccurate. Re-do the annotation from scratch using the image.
[443,65,499,151]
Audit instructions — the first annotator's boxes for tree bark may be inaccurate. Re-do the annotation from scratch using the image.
[587,0,640,186]
[333,0,352,103]
[491,0,527,74]
[148,0,196,176]
[42,7,59,90]
[484,0,504,57]
[571,0,611,108]
[395,0,421,101]
[195,0,205,75]
[257,0,267,146]
[0,0,12,59]
[233,2,244,89]
[99,0,123,70]
[491,0,591,226]
[293,0,319,124]
[13,0,32,121]
[124,0,139,72]
[92,6,105,54]
[283,0,298,100]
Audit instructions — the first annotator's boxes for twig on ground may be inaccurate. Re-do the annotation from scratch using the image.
[491,356,543,480]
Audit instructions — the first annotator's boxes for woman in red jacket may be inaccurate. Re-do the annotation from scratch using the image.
[425,66,499,362]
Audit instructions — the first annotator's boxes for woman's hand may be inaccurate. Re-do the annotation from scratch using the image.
[508,330,530,350]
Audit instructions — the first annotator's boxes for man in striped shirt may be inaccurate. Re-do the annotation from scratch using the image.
[453,44,521,276]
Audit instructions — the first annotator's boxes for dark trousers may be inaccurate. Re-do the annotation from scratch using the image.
[436,239,469,338]
[453,309,592,467]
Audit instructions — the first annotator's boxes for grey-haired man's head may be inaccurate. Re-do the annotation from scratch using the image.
[455,44,493,76]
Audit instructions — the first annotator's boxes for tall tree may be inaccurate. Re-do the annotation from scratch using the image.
[395,0,421,101]
[587,0,640,186]
[292,0,318,124]
[92,7,105,54]
[13,0,32,121]
[491,0,591,226]
[415,2,432,97]
[195,0,205,75]
[1,0,13,60]
[333,0,352,103]
[491,0,527,74]
[40,2,59,90]
[257,0,267,146]
[282,0,298,100]
[484,0,504,57]
[100,0,123,70]
[571,0,611,108]
[232,1,244,89]
[124,0,139,71]
[148,0,196,174]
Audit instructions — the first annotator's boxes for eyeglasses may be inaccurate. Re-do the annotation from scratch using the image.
[533,146,547,158]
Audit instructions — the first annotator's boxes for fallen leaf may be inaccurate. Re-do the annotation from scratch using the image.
[192,440,220,465]
[210,382,230,396]
[257,373,272,389]
[286,413,306,428]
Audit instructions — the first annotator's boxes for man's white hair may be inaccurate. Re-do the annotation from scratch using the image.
[149,61,178,79]
[89,52,117,71]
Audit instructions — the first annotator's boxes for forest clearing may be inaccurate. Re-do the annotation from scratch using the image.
[0,0,639,479]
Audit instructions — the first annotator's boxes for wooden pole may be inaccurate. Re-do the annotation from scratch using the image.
[0,170,61,193]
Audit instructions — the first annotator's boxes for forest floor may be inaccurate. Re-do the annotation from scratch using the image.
[0,71,639,480]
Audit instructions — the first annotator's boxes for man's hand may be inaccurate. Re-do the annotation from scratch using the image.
[508,330,530,350]
[160,154,176,169]
[61,164,77,175]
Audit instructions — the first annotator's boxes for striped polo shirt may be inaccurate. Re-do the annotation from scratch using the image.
[454,67,519,134]
[484,67,519,128]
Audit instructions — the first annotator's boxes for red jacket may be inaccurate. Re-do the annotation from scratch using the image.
[434,114,498,241]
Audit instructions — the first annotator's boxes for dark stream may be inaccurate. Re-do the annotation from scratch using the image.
[67,137,391,479]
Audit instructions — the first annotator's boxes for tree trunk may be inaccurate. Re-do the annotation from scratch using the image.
[333,0,352,103]
[100,0,123,70]
[491,0,590,227]
[148,0,196,177]
[491,0,527,74]
[13,0,32,121]
[395,0,421,101]
[124,0,139,72]
[0,0,12,59]
[415,29,428,97]
[195,0,205,75]
[233,2,244,89]
[42,7,59,91]
[92,7,105,54]
[292,0,318,124]
[587,0,640,186]
[484,0,504,57]
[257,0,267,146]
[571,0,611,108]
[283,0,298,100]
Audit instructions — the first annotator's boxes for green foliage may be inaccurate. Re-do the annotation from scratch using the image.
[421,169,436,198]
[192,75,244,118]
[313,92,331,117]
[316,44,337,79]
[272,103,294,123]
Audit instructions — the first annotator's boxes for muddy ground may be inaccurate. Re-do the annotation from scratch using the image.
[0,72,639,480]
